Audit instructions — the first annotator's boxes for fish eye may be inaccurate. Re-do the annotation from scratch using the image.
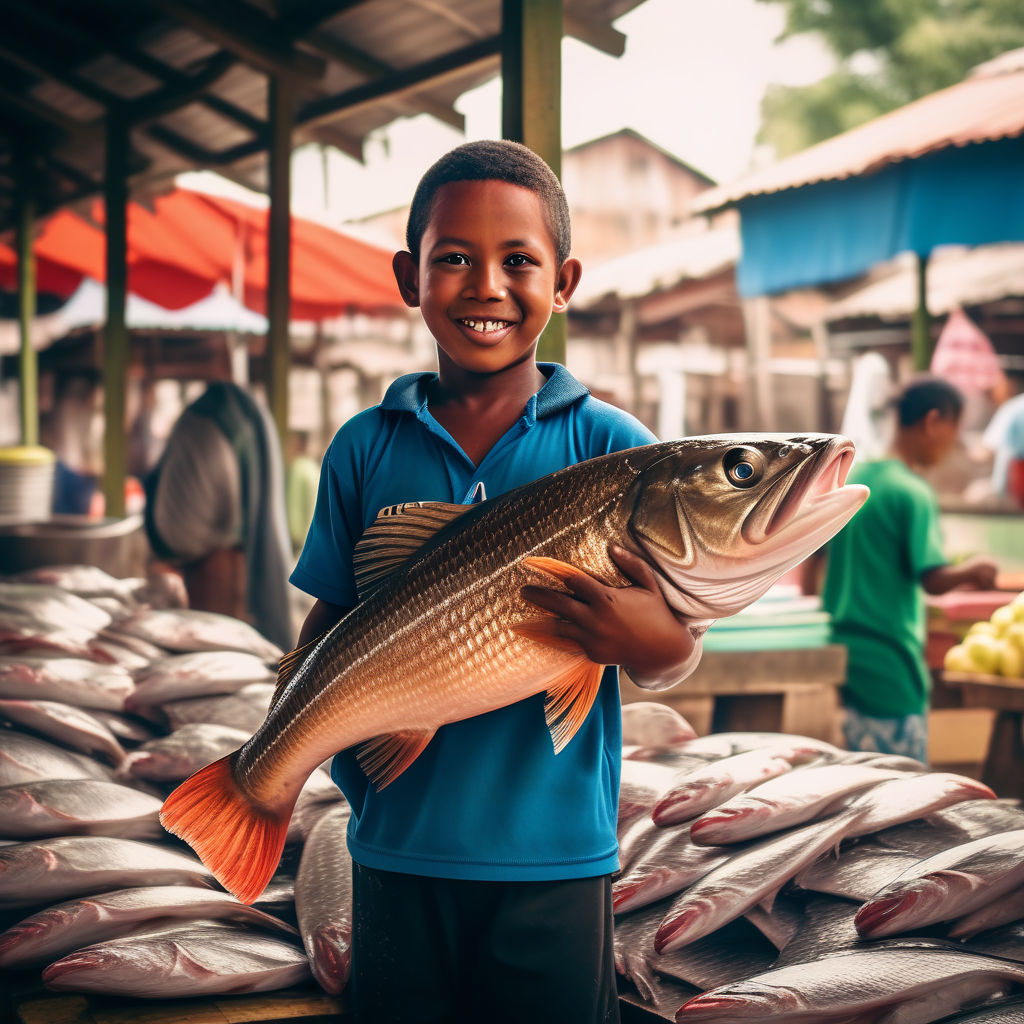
[723,446,764,488]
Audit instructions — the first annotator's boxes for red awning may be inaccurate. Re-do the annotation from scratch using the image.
[2,188,403,319]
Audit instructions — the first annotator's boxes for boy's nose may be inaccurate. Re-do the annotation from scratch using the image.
[463,264,507,300]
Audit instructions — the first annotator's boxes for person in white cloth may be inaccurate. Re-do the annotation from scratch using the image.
[144,381,293,650]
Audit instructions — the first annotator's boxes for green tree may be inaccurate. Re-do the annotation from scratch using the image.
[758,0,1024,156]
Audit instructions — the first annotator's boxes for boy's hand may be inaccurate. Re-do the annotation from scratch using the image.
[520,544,701,688]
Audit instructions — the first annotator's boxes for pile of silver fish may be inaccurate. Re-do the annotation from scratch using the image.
[615,701,1024,1023]
[0,565,351,1000]
[5,562,1024,1021]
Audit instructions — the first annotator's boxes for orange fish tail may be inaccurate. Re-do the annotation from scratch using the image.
[159,754,290,905]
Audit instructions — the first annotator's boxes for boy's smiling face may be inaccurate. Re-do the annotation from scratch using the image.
[393,178,581,377]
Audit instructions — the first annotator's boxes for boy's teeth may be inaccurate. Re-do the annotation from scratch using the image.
[462,319,506,333]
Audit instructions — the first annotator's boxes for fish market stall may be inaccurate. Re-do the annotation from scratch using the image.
[5,567,1024,1023]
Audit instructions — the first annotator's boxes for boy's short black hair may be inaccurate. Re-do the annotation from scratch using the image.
[405,139,571,266]
[895,375,964,427]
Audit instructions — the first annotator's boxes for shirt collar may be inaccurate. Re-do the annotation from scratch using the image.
[379,362,589,420]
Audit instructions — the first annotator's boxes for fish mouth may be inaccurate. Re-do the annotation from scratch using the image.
[743,437,862,553]
[677,987,803,1021]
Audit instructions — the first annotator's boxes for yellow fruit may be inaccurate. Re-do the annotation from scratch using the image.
[1006,622,1024,653]
[999,639,1024,680]
[943,644,975,673]
[967,621,999,638]
[963,633,1003,675]
[990,606,1016,633]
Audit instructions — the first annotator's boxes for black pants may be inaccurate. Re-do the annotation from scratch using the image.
[350,863,620,1024]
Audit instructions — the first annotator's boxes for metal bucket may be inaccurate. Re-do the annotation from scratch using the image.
[0,514,147,578]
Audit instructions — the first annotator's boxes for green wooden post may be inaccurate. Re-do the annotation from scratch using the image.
[16,169,38,447]
[267,75,293,448]
[501,0,565,365]
[102,119,129,518]
[911,252,931,372]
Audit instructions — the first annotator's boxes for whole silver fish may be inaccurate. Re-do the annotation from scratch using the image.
[41,920,310,997]
[689,763,902,844]
[128,651,276,709]
[0,657,135,710]
[855,827,1024,938]
[161,435,867,904]
[0,698,127,766]
[0,884,297,969]
[161,682,276,733]
[675,944,1024,1023]
[117,608,283,661]
[0,730,114,787]
[0,583,112,633]
[0,836,214,909]
[655,807,863,953]
[295,803,354,994]
[127,724,253,782]
[843,773,996,839]
[0,779,163,840]
[621,702,697,748]
[652,742,823,826]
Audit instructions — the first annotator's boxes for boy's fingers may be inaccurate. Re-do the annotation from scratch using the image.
[608,544,659,590]
[521,585,586,617]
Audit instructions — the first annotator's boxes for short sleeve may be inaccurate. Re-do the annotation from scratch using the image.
[288,428,365,606]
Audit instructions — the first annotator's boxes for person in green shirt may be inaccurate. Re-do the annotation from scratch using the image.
[818,376,998,763]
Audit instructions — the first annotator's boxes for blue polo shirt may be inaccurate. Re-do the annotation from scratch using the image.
[290,363,656,880]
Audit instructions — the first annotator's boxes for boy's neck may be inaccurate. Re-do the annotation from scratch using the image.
[430,354,547,411]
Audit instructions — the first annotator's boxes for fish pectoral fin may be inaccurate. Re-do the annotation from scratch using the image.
[511,617,581,651]
[521,555,594,588]
[356,730,436,790]
[544,657,606,755]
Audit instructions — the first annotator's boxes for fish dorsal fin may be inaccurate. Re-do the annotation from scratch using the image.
[353,501,472,601]
[356,729,436,789]
[272,632,326,710]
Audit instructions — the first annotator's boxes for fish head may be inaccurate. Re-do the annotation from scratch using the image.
[629,433,868,619]
[676,982,808,1021]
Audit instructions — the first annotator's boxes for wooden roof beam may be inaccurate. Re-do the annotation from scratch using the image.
[146,0,327,81]
[563,13,626,57]
[302,31,466,131]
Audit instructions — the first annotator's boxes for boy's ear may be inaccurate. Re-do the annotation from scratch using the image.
[392,251,420,308]
[552,258,583,314]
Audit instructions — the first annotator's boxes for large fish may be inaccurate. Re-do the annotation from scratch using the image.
[161,434,867,903]
[295,803,354,994]
[674,944,1024,1023]
[0,885,296,969]
[41,920,311,997]
[855,827,1024,938]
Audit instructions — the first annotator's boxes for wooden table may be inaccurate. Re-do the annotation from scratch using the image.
[943,670,1024,798]
[620,645,847,746]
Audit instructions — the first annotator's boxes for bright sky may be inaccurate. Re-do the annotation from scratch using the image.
[185,0,834,224]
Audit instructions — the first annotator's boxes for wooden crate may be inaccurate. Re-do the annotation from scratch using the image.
[4,977,345,1024]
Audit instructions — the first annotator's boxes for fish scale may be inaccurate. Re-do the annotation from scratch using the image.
[160,434,867,903]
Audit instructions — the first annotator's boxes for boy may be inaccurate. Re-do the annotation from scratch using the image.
[817,376,998,763]
[290,140,697,1023]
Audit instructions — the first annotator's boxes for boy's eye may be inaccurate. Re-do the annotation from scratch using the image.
[439,253,469,265]
[506,253,532,267]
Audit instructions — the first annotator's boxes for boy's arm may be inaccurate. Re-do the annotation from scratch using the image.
[297,598,352,648]
[521,544,701,692]
[921,555,999,596]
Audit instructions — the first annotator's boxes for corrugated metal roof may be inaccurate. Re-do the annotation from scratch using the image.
[572,223,739,306]
[824,243,1024,323]
[693,51,1024,213]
